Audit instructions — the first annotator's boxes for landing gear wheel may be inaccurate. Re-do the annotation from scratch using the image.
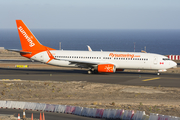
[157,72,160,76]
[88,70,92,74]
[88,69,98,74]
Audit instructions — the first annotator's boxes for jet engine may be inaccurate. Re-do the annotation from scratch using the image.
[97,64,116,73]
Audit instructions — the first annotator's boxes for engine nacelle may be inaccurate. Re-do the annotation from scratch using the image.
[97,64,116,73]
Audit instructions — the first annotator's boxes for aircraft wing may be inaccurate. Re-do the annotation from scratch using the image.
[59,59,113,66]
[67,59,99,65]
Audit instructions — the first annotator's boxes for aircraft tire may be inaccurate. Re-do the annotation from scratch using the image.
[157,72,160,76]
[88,70,92,74]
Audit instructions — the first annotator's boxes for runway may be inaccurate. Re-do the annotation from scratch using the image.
[0,67,180,87]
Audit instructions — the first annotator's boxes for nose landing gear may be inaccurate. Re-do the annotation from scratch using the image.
[157,72,160,76]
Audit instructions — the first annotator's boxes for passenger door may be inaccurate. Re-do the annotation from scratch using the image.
[154,56,158,65]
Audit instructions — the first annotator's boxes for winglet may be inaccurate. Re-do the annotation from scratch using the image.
[87,45,92,51]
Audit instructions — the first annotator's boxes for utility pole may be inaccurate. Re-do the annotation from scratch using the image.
[59,42,61,50]
[144,46,146,52]
[134,42,136,52]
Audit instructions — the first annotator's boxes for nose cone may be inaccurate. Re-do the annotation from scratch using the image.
[172,61,177,68]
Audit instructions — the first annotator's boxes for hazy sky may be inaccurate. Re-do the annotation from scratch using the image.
[1,0,180,29]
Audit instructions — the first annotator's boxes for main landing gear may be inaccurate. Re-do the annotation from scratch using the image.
[88,70,92,74]
[88,69,98,74]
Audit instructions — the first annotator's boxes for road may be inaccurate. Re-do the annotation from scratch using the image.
[0,67,180,87]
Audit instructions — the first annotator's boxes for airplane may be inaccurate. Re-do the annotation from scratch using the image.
[8,20,177,75]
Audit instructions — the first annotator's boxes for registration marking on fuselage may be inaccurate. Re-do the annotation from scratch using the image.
[142,77,160,81]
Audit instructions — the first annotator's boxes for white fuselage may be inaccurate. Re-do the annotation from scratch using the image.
[14,20,177,73]
[31,50,177,71]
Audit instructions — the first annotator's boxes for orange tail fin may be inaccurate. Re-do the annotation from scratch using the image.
[16,20,55,58]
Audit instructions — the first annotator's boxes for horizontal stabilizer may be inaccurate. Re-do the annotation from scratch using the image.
[7,49,32,54]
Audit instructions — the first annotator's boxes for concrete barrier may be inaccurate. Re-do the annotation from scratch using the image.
[114,109,124,119]
[44,104,55,112]
[65,105,71,114]
[0,101,7,108]
[122,110,128,119]
[57,105,66,113]
[95,109,104,118]
[54,105,62,113]
[81,107,90,116]
[156,114,180,120]
[74,106,83,115]
[5,101,12,109]
[71,106,76,114]
[11,101,25,109]
[65,106,76,114]
[102,109,110,118]
[108,109,116,119]
[88,108,97,117]
[123,110,134,120]
[0,101,179,120]
[34,103,46,111]
[24,102,36,110]
[132,111,146,120]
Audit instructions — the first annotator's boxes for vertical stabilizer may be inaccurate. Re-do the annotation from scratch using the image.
[16,20,55,58]
[16,20,44,51]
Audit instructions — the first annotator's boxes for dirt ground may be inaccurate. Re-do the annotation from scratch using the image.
[0,80,179,117]
[0,115,17,120]
[0,114,38,120]
[0,50,180,118]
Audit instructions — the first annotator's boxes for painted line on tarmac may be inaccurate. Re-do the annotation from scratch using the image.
[142,77,160,81]
[0,79,21,81]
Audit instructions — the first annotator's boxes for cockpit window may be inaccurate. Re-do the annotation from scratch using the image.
[163,58,170,60]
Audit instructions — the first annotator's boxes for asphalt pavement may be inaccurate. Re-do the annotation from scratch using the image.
[0,67,180,87]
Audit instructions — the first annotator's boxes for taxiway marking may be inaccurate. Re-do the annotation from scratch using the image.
[0,79,21,81]
[142,77,160,81]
